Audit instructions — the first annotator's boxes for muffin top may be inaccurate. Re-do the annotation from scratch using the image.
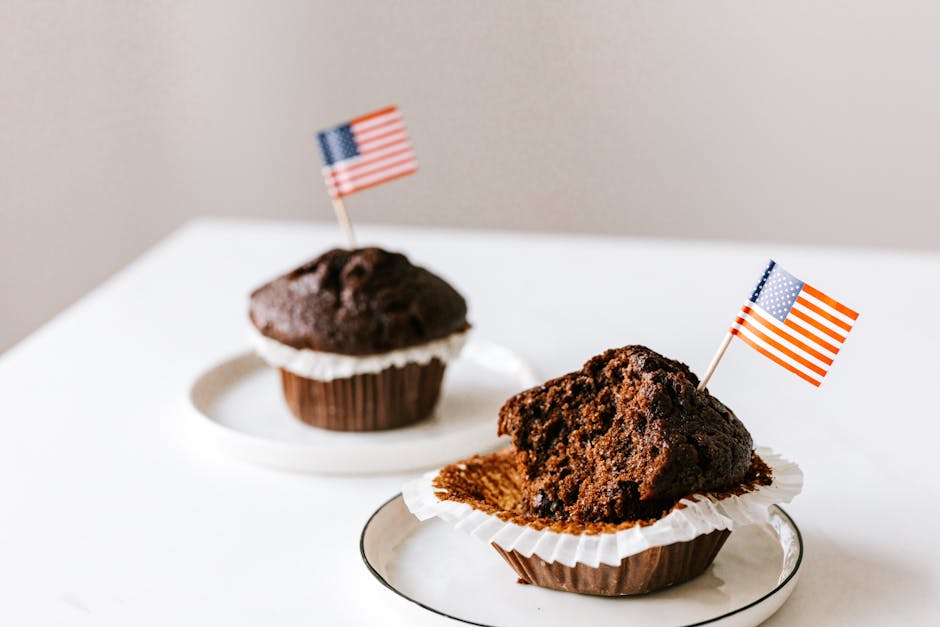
[497,345,754,524]
[249,247,469,355]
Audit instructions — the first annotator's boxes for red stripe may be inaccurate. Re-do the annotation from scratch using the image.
[351,105,398,125]
[735,316,827,377]
[352,118,404,139]
[356,130,408,152]
[354,139,410,161]
[329,159,417,192]
[325,147,415,182]
[789,307,846,342]
[331,165,418,198]
[741,306,833,365]
[732,328,822,386]
[328,156,418,189]
[359,140,409,159]
[782,318,840,354]
[327,158,417,189]
[802,284,859,320]
[795,296,853,332]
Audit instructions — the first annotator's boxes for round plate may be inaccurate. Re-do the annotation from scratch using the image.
[188,340,539,474]
[361,495,803,627]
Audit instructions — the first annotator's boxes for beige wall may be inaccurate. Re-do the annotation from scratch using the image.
[2,1,939,352]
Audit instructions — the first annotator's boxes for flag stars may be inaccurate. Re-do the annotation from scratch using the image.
[317,125,360,166]
[751,265,804,322]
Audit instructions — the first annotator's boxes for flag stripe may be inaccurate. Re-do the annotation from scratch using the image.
[355,132,408,153]
[790,300,839,332]
[783,318,841,355]
[351,105,398,126]
[356,132,409,154]
[329,155,419,189]
[352,113,402,134]
[327,145,413,176]
[744,304,838,362]
[795,296,854,332]
[330,164,418,199]
[799,290,857,327]
[734,317,828,376]
[733,323,825,381]
[351,111,401,131]
[327,155,417,196]
[325,147,415,182]
[320,142,414,175]
[802,283,859,320]
[329,160,419,195]
[741,306,834,365]
[731,328,822,386]
[789,307,847,342]
[353,121,405,143]
[737,315,833,374]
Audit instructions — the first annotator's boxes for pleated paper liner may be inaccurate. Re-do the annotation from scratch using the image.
[403,447,802,596]
[494,529,730,596]
[280,359,446,431]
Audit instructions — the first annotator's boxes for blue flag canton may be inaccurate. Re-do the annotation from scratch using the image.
[749,260,805,322]
[317,124,359,167]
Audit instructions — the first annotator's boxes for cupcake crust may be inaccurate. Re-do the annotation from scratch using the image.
[249,247,469,355]
[498,345,754,524]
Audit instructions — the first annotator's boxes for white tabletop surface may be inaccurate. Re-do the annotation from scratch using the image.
[1,218,938,626]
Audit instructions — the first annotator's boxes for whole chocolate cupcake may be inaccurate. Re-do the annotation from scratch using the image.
[404,345,802,597]
[249,247,470,431]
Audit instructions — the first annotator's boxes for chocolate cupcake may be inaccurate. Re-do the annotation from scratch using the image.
[404,346,802,596]
[499,345,755,524]
[249,247,470,431]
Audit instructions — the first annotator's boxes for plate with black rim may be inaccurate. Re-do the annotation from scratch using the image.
[188,339,539,474]
[360,494,802,627]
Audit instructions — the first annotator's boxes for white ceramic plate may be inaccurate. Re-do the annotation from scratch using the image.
[361,495,803,627]
[188,340,539,474]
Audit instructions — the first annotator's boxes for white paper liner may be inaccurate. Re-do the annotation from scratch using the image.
[402,446,802,568]
[250,327,468,380]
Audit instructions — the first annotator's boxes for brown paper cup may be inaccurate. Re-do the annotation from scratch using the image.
[279,358,446,431]
[492,529,731,596]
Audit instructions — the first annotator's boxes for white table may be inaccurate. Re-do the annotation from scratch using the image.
[1,219,937,626]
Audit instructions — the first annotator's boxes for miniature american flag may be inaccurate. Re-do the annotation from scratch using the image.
[731,260,859,386]
[316,105,418,199]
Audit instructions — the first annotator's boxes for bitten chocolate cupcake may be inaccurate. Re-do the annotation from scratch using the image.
[404,345,802,596]
[500,346,755,525]
[249,247,470,431]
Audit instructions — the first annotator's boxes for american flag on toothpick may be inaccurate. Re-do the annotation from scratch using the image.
[698,259,859,391]
[730,260,859,386]
[316,105,418,199]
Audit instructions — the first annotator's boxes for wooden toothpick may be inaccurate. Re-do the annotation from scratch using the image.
[331,197,357,249]
[697,330,733,392]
